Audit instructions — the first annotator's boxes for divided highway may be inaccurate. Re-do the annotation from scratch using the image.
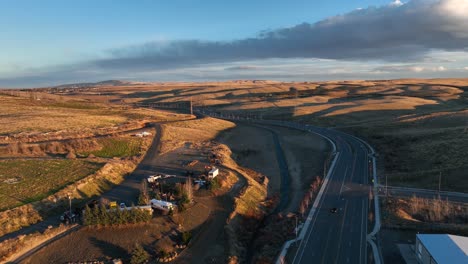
[292,127,373,264]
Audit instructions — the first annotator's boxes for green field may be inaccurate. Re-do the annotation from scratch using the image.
[81,137,143,158]
[0,159,103,211]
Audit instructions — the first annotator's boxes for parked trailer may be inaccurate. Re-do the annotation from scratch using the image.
[150,199,176,212]
[208,167,219,179]
[134,131,152,137]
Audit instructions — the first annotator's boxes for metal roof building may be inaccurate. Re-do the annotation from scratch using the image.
[416,234,468,264]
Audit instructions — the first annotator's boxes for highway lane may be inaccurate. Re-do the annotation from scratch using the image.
[293,128,372,264]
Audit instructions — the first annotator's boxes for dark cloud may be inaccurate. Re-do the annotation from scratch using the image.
[94,0,468,70]
[224,65,260,71]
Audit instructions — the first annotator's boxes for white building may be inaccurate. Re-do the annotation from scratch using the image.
[415,234,468,264]
[208,167,219,179]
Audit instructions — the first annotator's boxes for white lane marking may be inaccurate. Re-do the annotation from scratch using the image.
[365,197,369,264]
[359,199,365,264]
[339,166,349,195]
[334,200,349,264]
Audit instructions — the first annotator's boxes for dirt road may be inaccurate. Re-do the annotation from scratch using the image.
[100,124,162,205]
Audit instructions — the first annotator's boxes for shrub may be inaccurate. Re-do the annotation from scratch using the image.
[181,231,192,245]
[82,206,151,226]
[130,243,150,264]
[208,177,220,190]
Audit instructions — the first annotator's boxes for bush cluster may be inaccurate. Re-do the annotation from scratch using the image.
[208,177,220,190]
[83,205,151,226]
[130,243,150,264]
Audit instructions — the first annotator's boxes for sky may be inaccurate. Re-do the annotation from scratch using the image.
[1,0,468,87]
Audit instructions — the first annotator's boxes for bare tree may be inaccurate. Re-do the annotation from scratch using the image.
[139,180,149,205]
[299,201,306,217]
[184,177,193,201]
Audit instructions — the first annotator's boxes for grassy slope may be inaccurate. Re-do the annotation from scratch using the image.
[0,159,102,211]
[0,93,188,135]
[80,137,143,158]
[93,79,467,192]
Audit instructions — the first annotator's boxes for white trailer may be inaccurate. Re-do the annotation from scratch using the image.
[141,131,152,137]
[135,131,152,137]
[208,167,219,179]
[150,199,176,212]
[147,174,162,183]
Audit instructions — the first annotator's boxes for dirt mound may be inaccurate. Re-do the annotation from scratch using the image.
[3,138,102,157]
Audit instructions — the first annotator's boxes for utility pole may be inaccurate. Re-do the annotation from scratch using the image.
[438,171,442,200]
[67,193,72,214]
[323,160,327,178]
[385,174,388,197]
[190,97,193,116]
[295,214,298,243]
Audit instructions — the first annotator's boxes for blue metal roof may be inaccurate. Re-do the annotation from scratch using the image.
[417,234,468,264]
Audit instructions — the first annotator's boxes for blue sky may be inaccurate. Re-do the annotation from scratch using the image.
[1,0,468,87]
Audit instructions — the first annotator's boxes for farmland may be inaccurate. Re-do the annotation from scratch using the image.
[0,159,102,211]
[79,137,143,158]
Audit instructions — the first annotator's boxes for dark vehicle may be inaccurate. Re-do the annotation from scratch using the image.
[330,207,338,213]
[60,211,76,224]
[87,199,99,209]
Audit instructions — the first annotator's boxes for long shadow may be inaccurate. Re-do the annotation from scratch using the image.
[88,237,130,260]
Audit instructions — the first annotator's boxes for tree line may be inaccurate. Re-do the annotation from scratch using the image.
[83,205,151,226]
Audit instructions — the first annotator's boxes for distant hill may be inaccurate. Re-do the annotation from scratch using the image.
[51,80,145,89]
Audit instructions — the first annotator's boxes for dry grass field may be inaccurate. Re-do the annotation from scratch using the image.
[0,93,187,135]
[381,196,468,235]
[59,78,467,191]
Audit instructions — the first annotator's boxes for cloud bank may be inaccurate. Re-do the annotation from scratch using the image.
[95,0,468,70]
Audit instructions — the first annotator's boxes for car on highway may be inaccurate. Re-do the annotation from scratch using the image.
[330,207,338,213]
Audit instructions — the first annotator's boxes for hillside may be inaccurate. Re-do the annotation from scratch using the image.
[44,78,468,192]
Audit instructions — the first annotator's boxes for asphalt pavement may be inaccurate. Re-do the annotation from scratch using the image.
[292,128,372,264]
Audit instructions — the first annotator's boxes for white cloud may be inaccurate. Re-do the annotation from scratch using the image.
[410,66,425,72]
[389,0,404,7]
[436,0,468,18]
[433,66,447,72]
